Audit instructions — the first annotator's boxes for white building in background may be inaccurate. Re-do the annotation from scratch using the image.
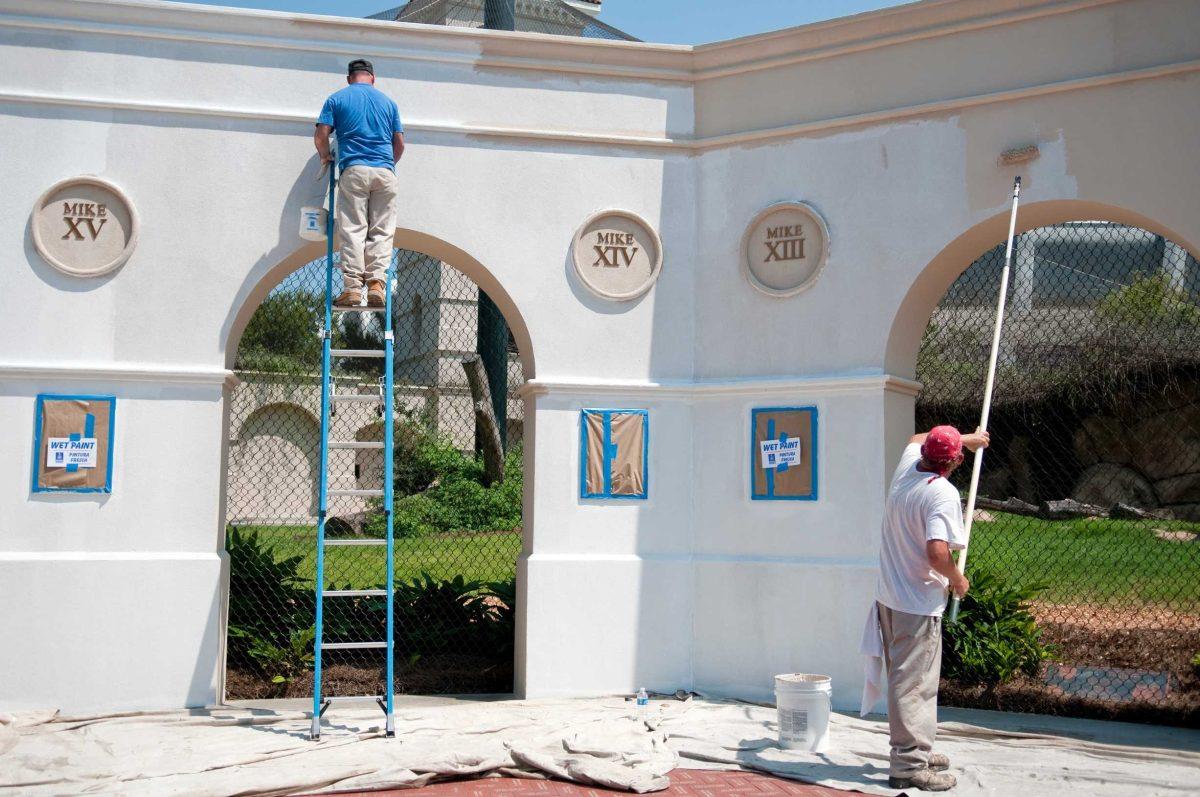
[1,0,1198,713]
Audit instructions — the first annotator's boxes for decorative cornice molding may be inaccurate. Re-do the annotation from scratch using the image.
[518,373,921,400]
[3,57,1195,152]
[0,362,236,388]
[0,90,684,150]
[0,0,693,82]
[0,0,1134,85]
[691,58,1200,150]
[690,0,1127,80]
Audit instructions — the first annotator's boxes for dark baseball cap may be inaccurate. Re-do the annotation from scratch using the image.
[348,59,374,76]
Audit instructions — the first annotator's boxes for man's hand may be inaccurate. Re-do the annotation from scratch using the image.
[961,428,990,452]
[949,571,970,599]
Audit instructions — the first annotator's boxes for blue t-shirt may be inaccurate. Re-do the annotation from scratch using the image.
[316,83,404,170]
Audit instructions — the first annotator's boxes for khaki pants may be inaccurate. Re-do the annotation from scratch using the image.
[336,165,398,287]
[877,602,942,777]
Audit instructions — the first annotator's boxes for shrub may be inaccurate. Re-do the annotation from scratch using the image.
[242,627,315,690]
[364,441,522,538]
[473,578,516,658]
[225,526,313,667]
[942,568,1053,686]
[1096,273,1200,330]
[394,573,492,653]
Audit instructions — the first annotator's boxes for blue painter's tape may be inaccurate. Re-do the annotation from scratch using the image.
[579,408,649,501]
[750,407,819,502]
[777,431,790,474]
[602,411,613,497]
[765,419,776,497]
[32,395,115,493]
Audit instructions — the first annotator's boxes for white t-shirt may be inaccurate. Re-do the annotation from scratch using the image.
[875,443,967,616]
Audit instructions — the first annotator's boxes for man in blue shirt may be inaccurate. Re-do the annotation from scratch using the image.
[315,59,405,307]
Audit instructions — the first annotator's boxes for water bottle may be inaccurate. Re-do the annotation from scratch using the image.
[636,687,649,717]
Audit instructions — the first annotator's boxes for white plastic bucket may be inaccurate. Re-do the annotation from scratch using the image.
[775,673,832,752]
[299,206,328,241]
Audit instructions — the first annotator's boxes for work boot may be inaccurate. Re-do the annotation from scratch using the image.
[929,752,950,772]
[888,769,956,791]
[334,285,363,307]
[367,280,386,308]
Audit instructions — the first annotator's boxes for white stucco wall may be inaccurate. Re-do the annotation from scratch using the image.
[1,0,1197,713]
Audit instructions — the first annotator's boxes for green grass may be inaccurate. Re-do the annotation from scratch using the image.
[233,525,521,588]
[234,513,1200,609]
[969,512,1200,606]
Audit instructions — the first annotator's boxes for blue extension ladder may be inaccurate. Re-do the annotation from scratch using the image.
[311,156,396,740]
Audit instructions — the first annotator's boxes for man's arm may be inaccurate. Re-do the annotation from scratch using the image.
[909,429,990,449]
[314,124,333,164]
[927,540,969,598]
[392,132,405,163]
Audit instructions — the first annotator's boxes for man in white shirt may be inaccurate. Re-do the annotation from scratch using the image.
[874,425,988,791]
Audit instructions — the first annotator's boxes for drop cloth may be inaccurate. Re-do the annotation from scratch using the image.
[1,697,1196,795]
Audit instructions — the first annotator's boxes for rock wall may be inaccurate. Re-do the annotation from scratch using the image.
[918,373,1200,520]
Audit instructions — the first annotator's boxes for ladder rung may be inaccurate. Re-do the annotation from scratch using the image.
[321,641,388,649]
[331,305,384,313]
[324,589,388,598]
[332,394,383,403]
[328,441,384,449]
[331,348,385,358]
[325,538,387,546]
[323,694,386,702]
[329,489,384,497]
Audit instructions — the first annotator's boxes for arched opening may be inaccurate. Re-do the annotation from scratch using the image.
[894,205,1200,724]
[222,233,532,701]
[228,402,321,523]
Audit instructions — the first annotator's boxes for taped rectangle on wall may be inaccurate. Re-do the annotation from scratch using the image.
[751,406,817,501]
[32,394,116,493]
[580,409,648,500]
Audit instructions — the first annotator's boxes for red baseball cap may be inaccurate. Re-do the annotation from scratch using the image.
[922,425,963,464]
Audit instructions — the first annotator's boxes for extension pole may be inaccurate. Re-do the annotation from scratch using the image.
[948,176,1021,623]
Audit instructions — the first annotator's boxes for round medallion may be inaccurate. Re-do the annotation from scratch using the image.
[741,201,829,297]
[571,210,663,301]
[32,176,139,278]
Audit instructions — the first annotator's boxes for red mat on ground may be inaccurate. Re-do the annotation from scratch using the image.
[336,769,858,795]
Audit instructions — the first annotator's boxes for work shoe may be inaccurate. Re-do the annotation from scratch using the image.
[367,280,386,307]
[334,286,363,307]
[929,752,950,772]
[888,768,956,791]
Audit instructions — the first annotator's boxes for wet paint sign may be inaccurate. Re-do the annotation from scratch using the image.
[46,437,99,468]
[760,436,800,470]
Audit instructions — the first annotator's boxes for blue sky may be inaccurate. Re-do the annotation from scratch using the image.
[171,0,912,45]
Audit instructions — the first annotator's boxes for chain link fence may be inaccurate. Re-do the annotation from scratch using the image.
[918,222,1200,725]
[224,249,524,700]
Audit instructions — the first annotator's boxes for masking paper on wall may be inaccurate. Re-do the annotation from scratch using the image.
[580,409,648,499]
[608,412,646,496]
[33,395,115,493]
[583,411,607,496]
[751,407,816,501]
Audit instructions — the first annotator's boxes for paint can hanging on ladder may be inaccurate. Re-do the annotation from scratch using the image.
[300,206,328,241]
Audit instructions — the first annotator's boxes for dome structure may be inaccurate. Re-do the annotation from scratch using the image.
[368,0,637,41]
